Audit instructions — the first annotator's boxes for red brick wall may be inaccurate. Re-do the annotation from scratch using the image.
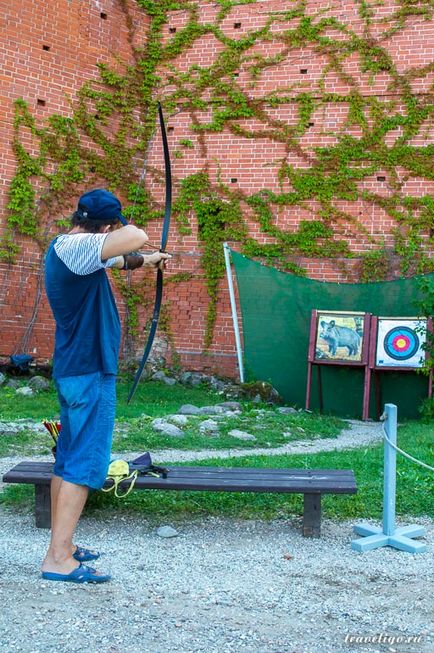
[1,1,433,377]
[0,0,146,364]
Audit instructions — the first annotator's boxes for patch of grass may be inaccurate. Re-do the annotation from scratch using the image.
[0,384,60,420]
[0,430,52,457]
[0,380,345,456]
[0,409,343,457]
[0,484,34,510]
[0,379,224,421]
[2,421,431,522]
[115,379,226,418]
[112,408,344,452]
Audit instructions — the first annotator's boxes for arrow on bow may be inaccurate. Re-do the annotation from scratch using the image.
[127,102,172,404]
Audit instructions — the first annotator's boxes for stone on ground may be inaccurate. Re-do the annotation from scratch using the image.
[179,404,202,415]
[228,429,256,441]
[151,418,184,438]
[199,419,220,435]
[156,525,179,538]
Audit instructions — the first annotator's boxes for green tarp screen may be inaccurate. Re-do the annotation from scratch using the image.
[231,250,433,419]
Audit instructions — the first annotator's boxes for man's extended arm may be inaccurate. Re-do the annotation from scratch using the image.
[111,251,171,270]
[103,227,171,270]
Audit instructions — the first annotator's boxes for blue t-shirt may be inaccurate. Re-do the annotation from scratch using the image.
[45,233,121,379]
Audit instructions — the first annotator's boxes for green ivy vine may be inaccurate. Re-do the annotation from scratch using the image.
[3,0,434,351]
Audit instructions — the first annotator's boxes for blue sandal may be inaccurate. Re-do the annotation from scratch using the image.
[73,546,101,562]
[41,563,111,584]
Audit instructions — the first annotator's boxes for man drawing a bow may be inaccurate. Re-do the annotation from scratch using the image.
[42,188,170,583]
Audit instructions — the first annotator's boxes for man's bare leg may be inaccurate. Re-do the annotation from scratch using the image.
[41,479,88,575]
[49,475,94,559]
[50,474,62,523]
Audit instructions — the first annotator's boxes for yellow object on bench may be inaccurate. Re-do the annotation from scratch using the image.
[102,460,138,498]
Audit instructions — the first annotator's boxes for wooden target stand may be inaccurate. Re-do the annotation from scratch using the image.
[306,312,432,420]
[305,311,372,420]
[369,316,433,420]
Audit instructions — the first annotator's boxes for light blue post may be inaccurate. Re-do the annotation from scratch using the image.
[383,403,396,536]
[351,403,427,554]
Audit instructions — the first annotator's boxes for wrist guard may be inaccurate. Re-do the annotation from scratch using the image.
[122,253,144,271]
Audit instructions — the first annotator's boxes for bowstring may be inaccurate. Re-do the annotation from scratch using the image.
[126,102,172,404]
[125,108,160,395]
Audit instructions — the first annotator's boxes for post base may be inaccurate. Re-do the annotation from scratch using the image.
[351,522,427,553]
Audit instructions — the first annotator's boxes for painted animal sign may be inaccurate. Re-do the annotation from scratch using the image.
[375,318,427,368]
[306,310,372,419]
[315,311,366,364]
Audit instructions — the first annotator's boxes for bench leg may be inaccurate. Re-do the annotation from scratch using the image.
[303,493,321,538]
[35,484,51,529]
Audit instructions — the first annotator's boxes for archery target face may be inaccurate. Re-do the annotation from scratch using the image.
[376,319,427,368]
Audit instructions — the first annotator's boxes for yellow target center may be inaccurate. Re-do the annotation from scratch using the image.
[396,338,407,349]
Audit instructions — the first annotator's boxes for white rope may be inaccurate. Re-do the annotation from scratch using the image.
[380,417,434,473]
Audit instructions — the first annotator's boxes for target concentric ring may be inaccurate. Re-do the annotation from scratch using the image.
[383,326,420,361]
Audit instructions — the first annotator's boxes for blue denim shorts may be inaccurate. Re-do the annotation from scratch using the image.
[53,372,116,489]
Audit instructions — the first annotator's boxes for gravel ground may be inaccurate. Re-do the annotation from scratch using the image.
[1,420,432,653]
[0,511,432,653]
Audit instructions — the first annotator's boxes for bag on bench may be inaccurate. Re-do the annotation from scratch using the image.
[129,452,169,479]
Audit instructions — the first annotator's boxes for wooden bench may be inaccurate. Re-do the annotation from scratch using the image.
[2,462,357,537]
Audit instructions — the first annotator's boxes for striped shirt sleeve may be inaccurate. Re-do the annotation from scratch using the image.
[54,233,119,275]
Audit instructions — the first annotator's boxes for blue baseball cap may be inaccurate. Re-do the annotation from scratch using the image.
[76,189,127,225]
